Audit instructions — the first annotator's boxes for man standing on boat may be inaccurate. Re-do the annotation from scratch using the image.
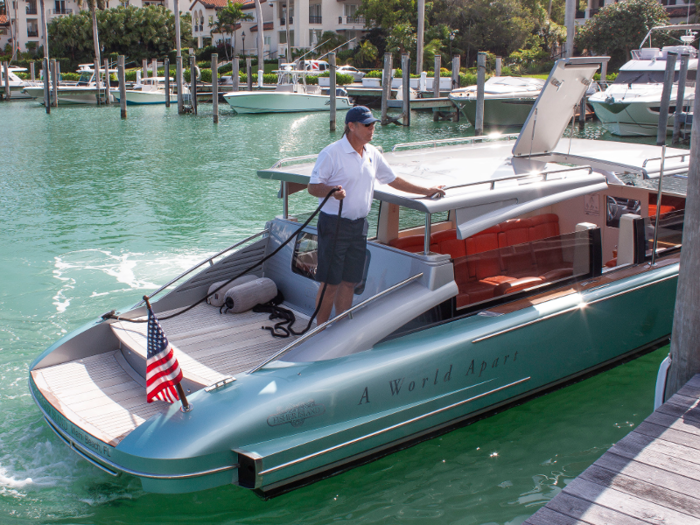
[308,106,445,324]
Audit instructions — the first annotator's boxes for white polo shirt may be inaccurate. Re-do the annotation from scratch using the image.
[310,136,397,220]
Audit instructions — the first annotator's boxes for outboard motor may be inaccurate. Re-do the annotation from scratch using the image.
[336,87,348,97]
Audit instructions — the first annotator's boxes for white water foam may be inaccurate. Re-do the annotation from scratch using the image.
[52,249,215,314]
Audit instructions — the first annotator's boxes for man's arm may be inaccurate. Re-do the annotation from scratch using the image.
[389,176,445,198]
[308,183,346,200]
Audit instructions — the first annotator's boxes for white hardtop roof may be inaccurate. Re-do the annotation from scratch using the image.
[639,24,700,48]
[621,57,699,72]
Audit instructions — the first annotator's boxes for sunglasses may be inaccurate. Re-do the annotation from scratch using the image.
[363,122,376,128]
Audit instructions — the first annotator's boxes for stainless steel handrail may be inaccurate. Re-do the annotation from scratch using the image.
[134,229,268,308]
[392,134,519,152]
[248,272,425,373]
[440,165,593,192]
[642,153,689,167]
[271,154,320,169]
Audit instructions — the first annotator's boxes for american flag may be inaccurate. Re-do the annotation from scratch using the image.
[146,306,183,403]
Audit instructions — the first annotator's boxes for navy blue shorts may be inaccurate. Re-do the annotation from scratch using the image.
[316,212,367,285]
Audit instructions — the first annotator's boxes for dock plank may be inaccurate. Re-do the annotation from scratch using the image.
[527,374,700,525]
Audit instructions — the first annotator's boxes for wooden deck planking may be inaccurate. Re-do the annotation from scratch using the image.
[526,374,700,525]
[32,351,169,446]
[112,303,312,384]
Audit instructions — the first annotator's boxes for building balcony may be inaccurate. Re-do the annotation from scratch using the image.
[26,7,38,14]
[27,29,39,37]
[279,16,293,25]
[337,15,364,25]
[309,15,322,24]
[52,8,73,15]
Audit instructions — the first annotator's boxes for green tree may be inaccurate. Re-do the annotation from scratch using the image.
[576,0,669,69]
[386,23,416,57]
[351,40,378,67]
[357,0,420,30]
[210,0,252,61]
[314,31,347,55]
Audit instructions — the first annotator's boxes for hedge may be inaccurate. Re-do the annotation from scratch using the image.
[316,72,354,85]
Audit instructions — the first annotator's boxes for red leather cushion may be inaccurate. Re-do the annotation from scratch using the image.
[529,214,560,241]
[432,229,457,243]
[498,219,532,248]
[439,238,467,259]
[495,276,543,296]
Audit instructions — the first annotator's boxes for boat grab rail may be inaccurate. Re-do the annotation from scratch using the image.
[440,165,593,193]
[392,134,519,152]
[134,229,269,308]
[642,153,689,168]
[248,272,424,373]
[30,385,239,480]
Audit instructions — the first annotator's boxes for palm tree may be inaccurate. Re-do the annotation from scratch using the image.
[211,0,252,61]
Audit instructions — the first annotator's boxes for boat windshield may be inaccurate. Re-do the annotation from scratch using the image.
[614,69,697,85]
[77,71,93,85]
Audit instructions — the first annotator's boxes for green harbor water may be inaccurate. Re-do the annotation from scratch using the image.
[0,100,675,524]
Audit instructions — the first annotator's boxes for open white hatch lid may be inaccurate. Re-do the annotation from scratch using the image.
[512,57,609,158]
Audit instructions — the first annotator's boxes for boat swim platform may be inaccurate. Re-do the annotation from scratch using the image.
[525,374,700,525]
[31,303,312,446]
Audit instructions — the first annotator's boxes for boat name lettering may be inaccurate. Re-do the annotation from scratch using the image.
[34,384,112,458]
[358,351,519,405]
[268,401,325,428]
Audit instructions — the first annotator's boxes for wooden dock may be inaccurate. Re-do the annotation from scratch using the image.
[525,374,700,525]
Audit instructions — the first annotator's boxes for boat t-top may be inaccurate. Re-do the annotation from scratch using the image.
[589,24,700,136]
[223,64,353,114]
[448,76,546,129]
[29,56,687,497]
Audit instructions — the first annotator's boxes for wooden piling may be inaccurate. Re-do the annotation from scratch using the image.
[212,53,219,124]
[329,52,336,132]
[246,57,252,91]
[416,0,425,75]
[600,61,607,84]
[174,0,184,114]
[51,59,58,107]
[496,57,502,77]
[189,56,197,115]
[94,58,101,105]
[164,58,170,107]
[104,58,111,105]
[664,70,700,399]
[142,59,148,80]
[30,62,35,82]
[42,59,50,113]
[432,55,441,120]
[452,55,460,122]
[380,52,392,126]
[402,54,410,127]
[672,53,689,145]
[657,51,677,146]
[118,55,127,119]
[579,95,586,129]
[152,58,157,80]
[475,52,486,136]
[3,62,10,100]
[233,56,239,92]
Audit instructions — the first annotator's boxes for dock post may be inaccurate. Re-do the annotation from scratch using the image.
[475,52,486,136]
[495,56,502,77]
[212,53,219,124]
[657,51,677,146]
[51,59,58,107]
[118,55,126,119]
[233,56,239,92]
[380,52,392,126]
[94,59,101,105]
[600,61,607,84]
[578,95,585,129]
[152,58,158,80]
[673,53,689,145]
[3,62,9,100]
[42,59,50,113]
[432,55,440,122]
[174,0,184,114]
[416,0,425,75]
[402,54,410,127]
[329,52,336,132]
[164,58,171,107]
[246,57,252,91]
[56,61,61,84]
[189,55,198,115]
[142,59,148,80]
[451,55,460,122]
[104,58,111,105]
[30,62,35,82]
[664,73,700,399]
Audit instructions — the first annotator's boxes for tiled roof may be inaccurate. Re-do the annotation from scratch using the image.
[241,0,266,9]
[0,15,9,25]
[190,0,244,10]
[250,21,273,31]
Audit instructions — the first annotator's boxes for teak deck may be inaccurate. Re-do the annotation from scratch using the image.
[525,374,700,525]
[33,303,313,446]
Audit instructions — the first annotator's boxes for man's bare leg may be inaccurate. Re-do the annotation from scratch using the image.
[334,281,357,317]
[315,283,339,324]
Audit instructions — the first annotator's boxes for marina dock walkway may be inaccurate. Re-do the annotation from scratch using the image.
[525,373,700,525]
